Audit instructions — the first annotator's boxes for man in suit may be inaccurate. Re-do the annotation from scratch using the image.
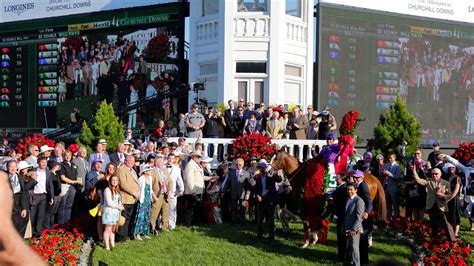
[255,162,281,240]
[30,156,54,237]
[183,151,205,226]
[24,145,39,167]
[381,153,403,219]
[332,173,348,261]
[6,160,30,237]
[266,110,284,139]
[88,139,110,172]
[109,142,128,166]
[117,155,140,241]
[344,182,365,266]
[72,147,89,192]
[49,143,65,164]
[224,99,237,138]
[412,167,455,241]
[352,170,373,265]
[150,156,172,233]
[287,107,309,140]
[233,106,246,136]
[222,158,255,224]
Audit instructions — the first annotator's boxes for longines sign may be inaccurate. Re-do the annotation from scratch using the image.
[0,0,178,23]
[320,0,474,24]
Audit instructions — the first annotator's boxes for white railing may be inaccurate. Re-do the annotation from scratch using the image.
[286,20,307,42]
[197,19,219,41]
[234,16,270,37]
[168,137,327,162]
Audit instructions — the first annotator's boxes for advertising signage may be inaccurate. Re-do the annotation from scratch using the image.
[319,0,474,24]
[0,0,179,24]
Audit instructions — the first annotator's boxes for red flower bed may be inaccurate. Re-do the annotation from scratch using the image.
[230,133,276,161]
[452,141,474,163]
[28,228,83,265]
[15,134,55,159]
[388,217,471,265]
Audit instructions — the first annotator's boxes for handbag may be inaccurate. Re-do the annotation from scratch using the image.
[89,203,102,217]
[118,215,126,226]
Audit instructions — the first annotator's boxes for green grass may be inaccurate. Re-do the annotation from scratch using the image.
[57,96,98,120]
[461,217,474,245]
[93,222,411,265]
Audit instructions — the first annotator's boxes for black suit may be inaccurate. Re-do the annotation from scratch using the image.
[255,173,281,239]
[9,174,30,237]
[30,169,55,236]
[232,114,245,136]
[332,183,348,260]
[109,152,127,166]
[356,181,373,265]
[224,108,236,137]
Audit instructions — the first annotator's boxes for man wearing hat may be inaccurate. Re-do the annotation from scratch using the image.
[183,151,205,226]
[254,161,281,241]
[427,142,441,169]
[150,156,172,233]
[185,104,206,139]
[110,142,128,166]
[39,145,54,160]
[352,170,373,265]
[88,139,110,172]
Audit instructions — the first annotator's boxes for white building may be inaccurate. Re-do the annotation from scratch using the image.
[189,0,314,108]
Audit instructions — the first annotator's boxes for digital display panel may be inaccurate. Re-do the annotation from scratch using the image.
[0,3,182,128]
[319,6,474,145]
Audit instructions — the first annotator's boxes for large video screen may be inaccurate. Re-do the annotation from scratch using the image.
[319,6,474,146]
[0,3,182,129]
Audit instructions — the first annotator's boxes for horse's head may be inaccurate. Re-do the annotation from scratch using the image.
[271,149,299,176]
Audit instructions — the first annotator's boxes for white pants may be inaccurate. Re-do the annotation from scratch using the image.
[168,197,178,229]
[128,110,136,129]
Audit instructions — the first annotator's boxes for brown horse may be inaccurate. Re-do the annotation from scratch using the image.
[271,150,387,222]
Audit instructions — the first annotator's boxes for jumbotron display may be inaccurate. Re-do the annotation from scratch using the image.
[318,6,474,145]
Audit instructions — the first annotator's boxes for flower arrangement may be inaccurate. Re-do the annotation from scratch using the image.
[388,217,471,265]
[63,36,85,51]
[452,141,474,163]
[68,143,79,154]
[28,227,83,265]
[143,33,171,62]
[230,133,276,161]
[339,110,363,136]
[15,134,55,159]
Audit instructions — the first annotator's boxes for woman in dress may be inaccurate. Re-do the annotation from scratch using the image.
[446,164,462,237]
[102,175,124,251]
[243,112,259,134]
[58,71,66,103]
[133,165,157,240]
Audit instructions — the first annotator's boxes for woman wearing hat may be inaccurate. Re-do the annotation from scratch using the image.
[132,165,157,240]
[317,110,337,140]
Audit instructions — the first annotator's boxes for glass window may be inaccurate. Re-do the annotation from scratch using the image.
[236,62,266,73]
[254,81,264,103]
[285,65,302,77]
[284,82,301,104]
[286,0,302,17]
[202,0,219,16]
[200,63,218,76]
[237,0,267,12]
[238,81,248,101]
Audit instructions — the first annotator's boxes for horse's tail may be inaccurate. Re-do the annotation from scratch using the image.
[374,180,387,222]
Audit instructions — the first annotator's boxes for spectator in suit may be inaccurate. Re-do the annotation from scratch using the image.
[381,153,403,219]
[49,143,65,163]
[255,162,281,241]
[24,145,39,166]
[411,167,455,242]
[332,173,348,261]
[427,142,440,169]
[85,159,104,195]
[287,107,308,140]
[352,170,373,265]
[150,156,172,233]
[142,129,154,144]
[224,100,236,138]
[72,147,89,192]
[7,160,30,237]
[88,139,110,172]
[183,151,205,227]
[30,156,54,237]
[222,158,255,224]
[344,182,365,266]
[243,102,255,120]
[45,161,61,229]
[116,156,141,241]
[266,110,284,139]
[110,142,127,166]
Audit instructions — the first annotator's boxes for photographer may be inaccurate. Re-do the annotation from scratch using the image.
[205,107,226,157]
[317,109,337,140]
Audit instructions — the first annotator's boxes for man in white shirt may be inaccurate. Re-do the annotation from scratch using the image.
[30,156,54,237]
[145,81,157,100]
[166,153,184,230]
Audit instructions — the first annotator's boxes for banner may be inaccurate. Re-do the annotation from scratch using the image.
[320,0,474,24]
[0,0,178,23]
